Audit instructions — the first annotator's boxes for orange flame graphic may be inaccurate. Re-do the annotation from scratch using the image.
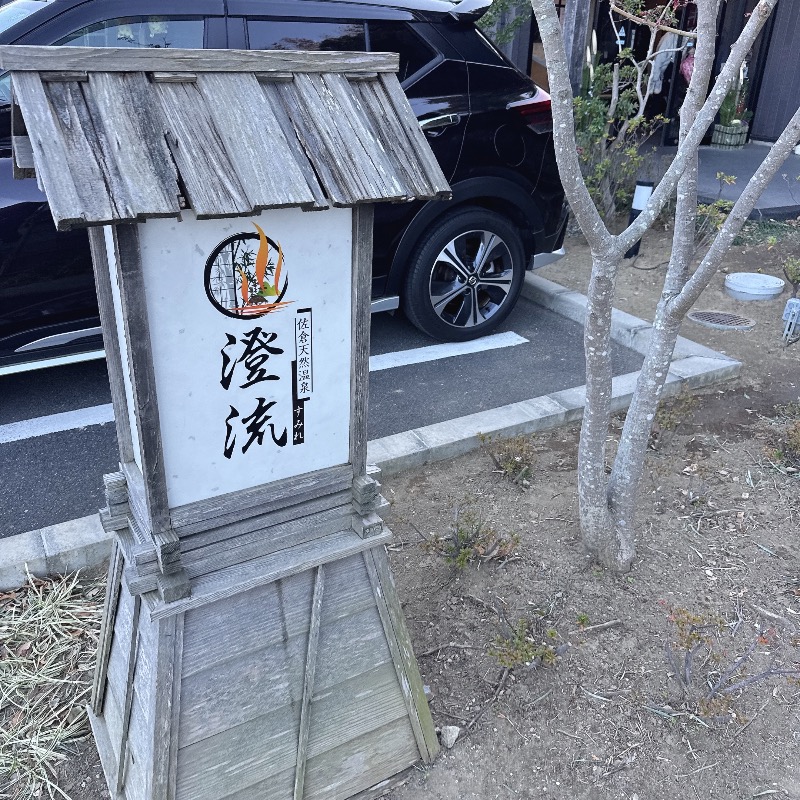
[274,243,283,293]
[237,268,249,304]
[253,222,269,291]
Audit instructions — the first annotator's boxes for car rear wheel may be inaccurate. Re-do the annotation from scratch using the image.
[402,208,526,341]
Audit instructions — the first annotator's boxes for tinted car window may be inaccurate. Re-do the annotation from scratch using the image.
[367,21,436,84]
[56,16,204,49]
[246,20,365,51]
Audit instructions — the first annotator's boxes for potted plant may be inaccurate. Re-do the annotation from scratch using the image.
[711,87,751,149]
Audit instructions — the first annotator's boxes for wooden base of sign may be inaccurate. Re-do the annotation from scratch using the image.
[89,473,438,800]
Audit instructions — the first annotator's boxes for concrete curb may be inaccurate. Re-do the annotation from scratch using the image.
[0,274,742,590]
[0,514,109,591]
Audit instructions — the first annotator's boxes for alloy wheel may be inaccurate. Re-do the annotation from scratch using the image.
[428,229,515,329]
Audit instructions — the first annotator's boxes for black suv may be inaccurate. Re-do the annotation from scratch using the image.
[0,0,567,374]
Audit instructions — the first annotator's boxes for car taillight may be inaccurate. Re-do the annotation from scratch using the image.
[507,91,553,134]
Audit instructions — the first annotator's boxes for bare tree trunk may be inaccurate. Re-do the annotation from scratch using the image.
[529,0,799,572]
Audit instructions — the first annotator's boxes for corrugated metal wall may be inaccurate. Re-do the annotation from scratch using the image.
[750,1,800,142]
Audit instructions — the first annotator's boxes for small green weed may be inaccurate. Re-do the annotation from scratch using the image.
[426,508,519,569]
[733,218,800,247]
[576,612,590,628]
[489,618,558,669]
[783,256,800,297]
[480,433,538,487]
[774,401,800,421]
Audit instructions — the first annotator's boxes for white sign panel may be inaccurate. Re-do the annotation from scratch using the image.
[137,207,353,508]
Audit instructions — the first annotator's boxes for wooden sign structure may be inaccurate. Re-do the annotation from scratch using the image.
[2,46,451,800]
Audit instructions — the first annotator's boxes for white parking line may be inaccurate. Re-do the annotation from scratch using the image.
[368,331,528,372]
[0,403,115,444]
[2,332,529,443]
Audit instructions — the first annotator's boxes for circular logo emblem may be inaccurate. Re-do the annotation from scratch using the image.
[467,275,478,287]
[204,223,290,319]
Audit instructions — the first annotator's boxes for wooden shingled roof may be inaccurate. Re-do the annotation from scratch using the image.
[0,46,451,230]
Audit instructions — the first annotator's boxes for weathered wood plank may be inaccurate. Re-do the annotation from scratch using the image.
[170,463,352,533]
[350,205,372,482]
[0,46,400,74]
[151,72,197,83]
[259,80,330,210]
[183,600,393,743]
[179,625,307,746]
[307,663,408,758]
[176,704,301,800]
[294,566,324,800]
[115,595,142,794]
[181,553,374,674]
[114,683,150,800]
[40,70,88,82]
[177,490,351,550]
[352,79,431,197]
[100,677,125,767]
[10,98,34,179]
[179,663,406,793]
[120,463,152,538]
[112,226,185,596]
[112,226,170,532]
[87,707,120,799]
[11,72,112,229]
[88,229,135,463]
[103,577,135,702]
[11,134,34,168]
[364,547,440,762]
[167,615,185,800]
[278,74,407,206]
[150,615,182,800]
[124,691,154,800]
[183,508,353,579]
[196,72,318,210]
[303,716,419,800]
[148,527,391,620]
[376,73,451,199]
[90,539,124,714]
[84,72,181,221]
[255,71,294,82]
[272,78,355,206]
[204,766,295,800]
[154,80,251,218]
[321,73,407,199]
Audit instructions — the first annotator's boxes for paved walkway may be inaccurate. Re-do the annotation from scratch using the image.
[664,142,800,219]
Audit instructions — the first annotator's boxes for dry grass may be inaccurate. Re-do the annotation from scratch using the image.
[0,570,104,800]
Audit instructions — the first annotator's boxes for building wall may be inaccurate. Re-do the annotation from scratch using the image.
[750,1,800,142]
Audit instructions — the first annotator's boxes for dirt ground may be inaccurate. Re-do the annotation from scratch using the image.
[5,226,800,800]
[383,225,800,800]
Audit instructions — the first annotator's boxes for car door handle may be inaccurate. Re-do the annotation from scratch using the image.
[419,114,460,132]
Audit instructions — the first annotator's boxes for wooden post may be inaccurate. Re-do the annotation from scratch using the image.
[3,46,449,800]
[562,0,592,95]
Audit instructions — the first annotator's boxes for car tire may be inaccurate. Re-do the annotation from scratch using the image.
[402,208,527,341]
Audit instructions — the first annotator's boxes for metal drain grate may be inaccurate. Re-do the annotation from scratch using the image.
[687,310,756,330]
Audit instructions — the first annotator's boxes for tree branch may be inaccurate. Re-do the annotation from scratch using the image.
[609,3,698,39]
[615,0,778,255]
